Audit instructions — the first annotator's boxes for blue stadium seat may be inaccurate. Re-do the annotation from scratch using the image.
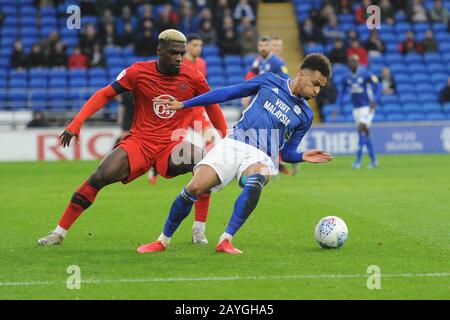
[304,43,324,54]
[49,78,67,88]
[29,68,48,79]
[0,78,7,89]
[399,93,417,103]
[443,103,450,113]
[41,6,57,17]
[48,91,69,110]
[227,76,243,85]
[223,55,242,67]
[397,83,415,93]
[107,57,125,68]
[419,93,438,103]
[88,68,107,79]
[207,76,226,87]
[383,103,402,113]
[207,65,224,76]
[1,6,17,16]
[243,54,256,67]
[19,16,37,27]
[9,70,28,80]
[426,112,446,121]
[202,45,220,57]
[380,95,398,104]
[386,113,405,121]
[29,78,47,89]
[423,103,441,112]
[88,78,108,87]
[104,47,122,58]
[373,112,386,122]
[415,83,434,92]
[431,73,448,84]
[385,53,403,64]
[389,63,406,73]
[439,42,450,52]
[432,23,447,33]
[69,69,87,79]
[408,63,426,73]
[19,6,37,17]
[225,65,243,76]
[435,32,450,42]
[406,112,426,121]
[404,53,422,63]
[204,56,222,67]
[423,53,442,63]
[9,78,28,89]
[7,90,28,109]
[403,103,421,112]
[48,69,68,79]
[393,73,410,83]
[413,23,430,33]
[411,73,429,83]
[69,78,87,88]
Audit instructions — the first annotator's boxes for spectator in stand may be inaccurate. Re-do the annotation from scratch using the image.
[379,67,396,95]
[421,29,439,53]
[364,30,385,56]
[239,27,259,56]
[328,39,348,64]
[429,0,448,24]
[198,19,218,45]
[156,3,179,32]
[391,0,408,12]
[119,22,135,47]
[10,40,28,70]
[233,0,255,23]
[102,22,120,47]
[301,18,325,44]
[28,44,46,68]
[213,0,232,31]
[139,3,153,31]
[439,77,450,104]
[179,2,200,35]
[134,20,157,56]
[0,10,4,27]
[323,17,346,43]
[346,29,359,45]
[320,1,338,26]
[100,8,115,26]
[119,6,136,33]
[68,46,88,69]
[40,31,60,60]
[399,31,422,54]
[308,8,328,29]
[379,0,396,24]
[355,0,372,24]
[220,29,241,55]
[89,43,106,68]
[337,0,353,15]
[48,42,68,68]
[407,0,428,23]
[79,23,101,59]
[219,14,235,42]
[236,16,254,35]
[347,39,368,66]
[27,111,49,128]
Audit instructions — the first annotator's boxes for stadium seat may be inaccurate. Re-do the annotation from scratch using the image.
[406,112,426,121]
[9,79,28,89]
[202,45,220,57]
[88,68,107,79]
[243,54,256,67]
[29,68,48,79]
[415,83,434,93]
[69,69,87,79]
[380,95,398,104]
[419,93,438,103]
[207,65,224,76]
[204,56,222,67]
[7,90,28,109]
[389,63,406,73]
[223,55,242,67]
[403,103,422,112]
[69,78,87,88]
[373,112,386,122]
[207,76,226,88]
[423,103,442,113]
[431,73,448,84]
[439,42,450,52]
[29,78,47,89]
[404,54,422,63]
[88,78,108,88]
[397,83,415,93]
[408,63,426,73]
[443,103,450,113]
[423,53,442,63]
[49,78,67,88]
[383,103,402,113]
[386,113,405,121]
[399,93,417,104]
[426,112,446,121]
[225,65,243,77]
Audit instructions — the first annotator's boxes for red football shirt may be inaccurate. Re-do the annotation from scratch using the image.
[183,57,207,77]
[116,60,210,144]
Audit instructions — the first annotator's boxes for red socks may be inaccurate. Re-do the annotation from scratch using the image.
[58,180,99,230]
[194,192,211,223]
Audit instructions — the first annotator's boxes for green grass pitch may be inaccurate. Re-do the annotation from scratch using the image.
[0,155,449,299]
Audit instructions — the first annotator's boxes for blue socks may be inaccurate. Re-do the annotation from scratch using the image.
[225,174,266,236]
[356,132,366,164]
[163,187,197,237]
[366,136,376,164]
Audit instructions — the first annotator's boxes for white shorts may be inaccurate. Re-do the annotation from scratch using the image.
[194,138,276,191]
[353,106,374,127]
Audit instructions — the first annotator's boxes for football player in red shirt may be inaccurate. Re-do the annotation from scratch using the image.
[37,30,227,248]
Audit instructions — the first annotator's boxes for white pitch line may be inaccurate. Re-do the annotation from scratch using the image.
[0,273,449,287]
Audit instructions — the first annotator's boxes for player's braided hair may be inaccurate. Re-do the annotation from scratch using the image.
[158,29,187,45]
[301,53,332,79]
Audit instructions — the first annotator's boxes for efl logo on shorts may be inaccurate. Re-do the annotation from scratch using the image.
[153,94,177,119]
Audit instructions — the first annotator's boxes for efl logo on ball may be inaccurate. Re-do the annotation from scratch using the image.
[153,94,177,119]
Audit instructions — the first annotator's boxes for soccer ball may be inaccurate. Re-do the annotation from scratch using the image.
[314,216,348,249]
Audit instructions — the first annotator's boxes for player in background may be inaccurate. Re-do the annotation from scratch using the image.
[37,30,227,247]
[138,53,333,254]
[270,36,284,57]
[336,54,381,169]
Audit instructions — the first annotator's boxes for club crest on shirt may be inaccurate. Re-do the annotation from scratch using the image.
[153,94,177,119]
[178,82,188,91]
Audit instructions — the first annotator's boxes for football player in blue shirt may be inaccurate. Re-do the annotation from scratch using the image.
[137,53,333,254]
[336,54,381,169]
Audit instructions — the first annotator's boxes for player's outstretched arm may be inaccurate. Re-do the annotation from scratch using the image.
[61,85,119,147]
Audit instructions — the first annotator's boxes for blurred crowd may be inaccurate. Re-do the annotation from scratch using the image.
[9,0,259,70]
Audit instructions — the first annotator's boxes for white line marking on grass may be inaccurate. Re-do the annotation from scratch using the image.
[0,273,449,287]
